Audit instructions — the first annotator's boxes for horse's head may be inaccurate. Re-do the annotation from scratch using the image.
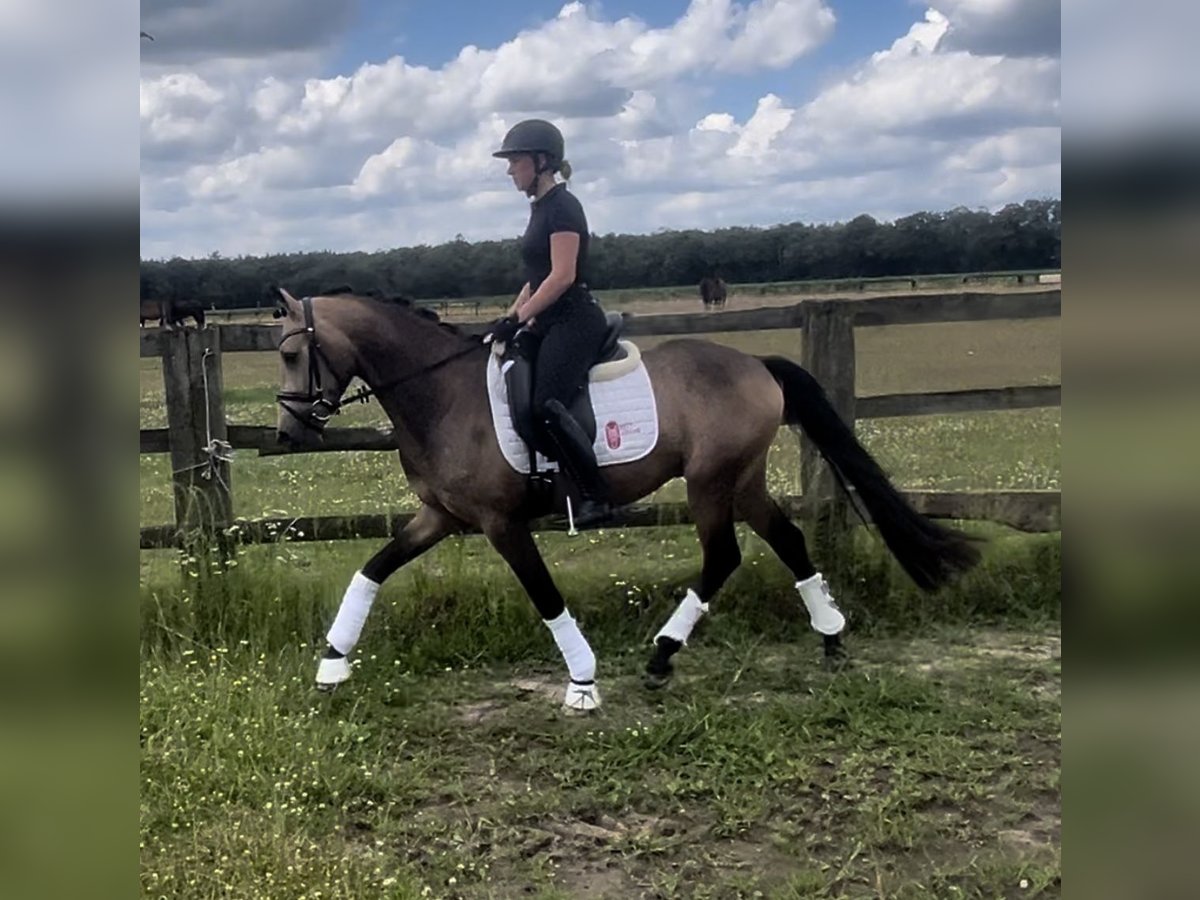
[271,286,357,449]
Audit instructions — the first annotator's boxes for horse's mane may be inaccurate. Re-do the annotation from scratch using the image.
[320,285,465,337]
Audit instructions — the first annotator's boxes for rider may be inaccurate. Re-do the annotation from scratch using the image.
[488,119,614,527]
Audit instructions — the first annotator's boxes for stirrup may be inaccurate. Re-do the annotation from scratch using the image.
[563,679,601,711]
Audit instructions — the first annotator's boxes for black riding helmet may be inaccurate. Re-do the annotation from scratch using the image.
[492,119,564,176]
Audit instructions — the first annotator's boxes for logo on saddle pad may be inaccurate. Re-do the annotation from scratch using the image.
[604,421,621,450]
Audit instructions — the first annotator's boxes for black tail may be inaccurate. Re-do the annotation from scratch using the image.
[759,355,981,591]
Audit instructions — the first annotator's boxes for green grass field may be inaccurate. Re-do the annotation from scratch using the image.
[140,304,1060,898]
[141,628,1060,899]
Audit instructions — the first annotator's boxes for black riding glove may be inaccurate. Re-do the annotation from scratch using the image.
[485,315,522,346]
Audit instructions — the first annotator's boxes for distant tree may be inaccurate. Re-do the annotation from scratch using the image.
[139,200,1060,304]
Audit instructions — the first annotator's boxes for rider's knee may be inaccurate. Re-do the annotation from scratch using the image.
[537,397,569,426]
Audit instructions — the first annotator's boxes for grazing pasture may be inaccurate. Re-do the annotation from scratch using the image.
[139,289,1060,898]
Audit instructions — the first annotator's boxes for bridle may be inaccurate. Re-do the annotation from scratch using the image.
[275,294,482,433]
[275,295,344,433]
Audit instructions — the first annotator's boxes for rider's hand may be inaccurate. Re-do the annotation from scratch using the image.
[485,315,521,346]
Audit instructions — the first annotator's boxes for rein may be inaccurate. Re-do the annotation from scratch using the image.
[275,295,482,432]
[339,342,481,406]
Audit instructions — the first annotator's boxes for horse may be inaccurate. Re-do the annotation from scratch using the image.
[699,275,727,310]
[139,298,163,327]
[270,286,980,710]
[139,298,206,328]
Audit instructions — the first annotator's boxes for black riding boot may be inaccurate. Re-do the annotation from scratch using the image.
[541,399,614,528]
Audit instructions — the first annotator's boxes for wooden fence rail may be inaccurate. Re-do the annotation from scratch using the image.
[139,290,1061,549]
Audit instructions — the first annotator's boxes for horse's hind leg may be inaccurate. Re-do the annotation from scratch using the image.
[645,479,741,688]
[738,478,849,669]
[316,503,459,690]
[481,516,600,711]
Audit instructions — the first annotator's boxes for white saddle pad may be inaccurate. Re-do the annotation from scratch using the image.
[486,351,660,474]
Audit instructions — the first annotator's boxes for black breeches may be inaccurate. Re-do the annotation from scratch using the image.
[531,299,609,416]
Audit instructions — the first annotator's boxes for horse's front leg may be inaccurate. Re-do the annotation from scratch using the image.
[316,503,460,690]
[481,515,600,712]
[645,480,741,688]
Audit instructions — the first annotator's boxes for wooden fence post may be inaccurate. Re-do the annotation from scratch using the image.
[162,327,232,552]
[800,300,857,527]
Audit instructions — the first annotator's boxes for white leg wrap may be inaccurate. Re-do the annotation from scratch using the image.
[325,571,381,656]
[544,609,596,684]
[796,572,845,635]
[654,588,709,645]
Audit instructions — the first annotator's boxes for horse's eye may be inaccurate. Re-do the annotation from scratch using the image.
[282,351,299,363]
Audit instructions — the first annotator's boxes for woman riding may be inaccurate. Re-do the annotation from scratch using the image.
[488,118,614,527]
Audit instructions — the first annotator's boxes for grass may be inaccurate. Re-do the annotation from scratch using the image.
[140,627,1060,898]
[139,301,1060,897]
[138,517,1059,896]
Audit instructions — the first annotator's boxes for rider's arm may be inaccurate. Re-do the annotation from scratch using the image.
[508,282,531,317]
[517,232,578,323]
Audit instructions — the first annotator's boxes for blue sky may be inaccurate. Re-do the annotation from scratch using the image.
[329,0,919,114]
[139,0,1061,259]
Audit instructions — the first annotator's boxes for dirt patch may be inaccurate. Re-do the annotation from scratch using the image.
[904,630,1061,677]
[504,675,566,702]
[455,699,508,725]
[972,631,1061,662]
[998,827,1054,851]
[486,811,696,899]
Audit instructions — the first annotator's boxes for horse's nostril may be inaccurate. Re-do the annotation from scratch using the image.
[276,429,292,445]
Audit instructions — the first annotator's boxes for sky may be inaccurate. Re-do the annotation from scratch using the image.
[138,0,1062,260]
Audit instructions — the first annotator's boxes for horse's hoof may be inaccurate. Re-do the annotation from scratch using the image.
[643,662,673,690]
[821,651,852,673]
[644,637,679,690]
[315,655,352,690]
[563,680,601,712]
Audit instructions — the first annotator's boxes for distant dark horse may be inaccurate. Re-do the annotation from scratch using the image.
[140,298,206,328]
[270,287,980,709]
[700,275,727,310]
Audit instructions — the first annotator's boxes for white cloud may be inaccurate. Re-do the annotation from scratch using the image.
[138,0,1060,259]
[730,94,795,157]
[943,127,1061,174]
[140,73,241,163]
[725,0,837,70]
[188,145,336,199]
[696,113,738,134]
[800,11,1059,137]
[251,77,300,122]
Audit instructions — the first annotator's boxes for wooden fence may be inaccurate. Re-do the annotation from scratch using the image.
[139,289,1061,550]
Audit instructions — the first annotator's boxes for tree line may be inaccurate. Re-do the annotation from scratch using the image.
[140,199,1059,310]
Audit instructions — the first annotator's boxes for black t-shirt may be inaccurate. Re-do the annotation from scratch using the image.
[520,183,589,300]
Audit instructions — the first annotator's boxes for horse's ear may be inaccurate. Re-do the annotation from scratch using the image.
[268,284,299,317]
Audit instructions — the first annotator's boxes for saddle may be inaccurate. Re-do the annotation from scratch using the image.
[502,312,638,463]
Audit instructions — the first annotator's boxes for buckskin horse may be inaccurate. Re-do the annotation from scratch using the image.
[270,286,979,710]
